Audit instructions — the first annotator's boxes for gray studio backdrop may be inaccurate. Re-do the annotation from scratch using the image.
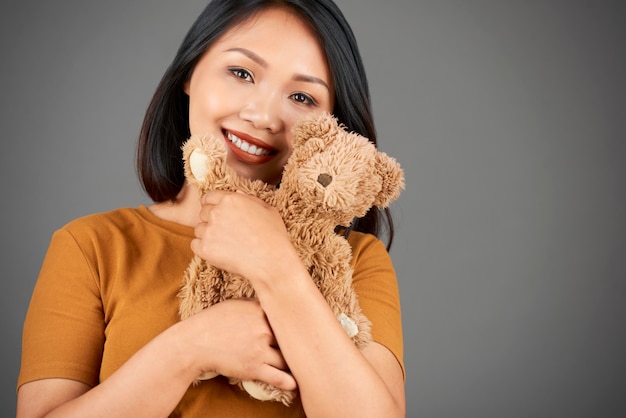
[2,1,625,416]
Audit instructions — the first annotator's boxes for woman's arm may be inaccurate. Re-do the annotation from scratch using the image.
[17,319,197,418]
[17,298,296,418]
[192,190,406,417]
[254,256,406,418]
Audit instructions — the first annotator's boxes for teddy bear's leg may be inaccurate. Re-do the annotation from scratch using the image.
[241,380,275,402]
[241,380,297,407]
[197,371,219,380]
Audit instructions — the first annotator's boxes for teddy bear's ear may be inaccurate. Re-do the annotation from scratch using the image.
[292,112,338,149]
[374,152,405,208]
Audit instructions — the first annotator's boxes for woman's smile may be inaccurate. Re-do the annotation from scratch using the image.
[223,129,276,164]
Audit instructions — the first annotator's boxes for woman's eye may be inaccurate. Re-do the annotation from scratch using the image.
[229,68,253,82]
[291,92,316,106]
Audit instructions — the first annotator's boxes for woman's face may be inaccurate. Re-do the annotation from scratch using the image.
[184,7,335,185]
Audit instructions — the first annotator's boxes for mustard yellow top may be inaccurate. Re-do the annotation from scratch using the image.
[19,205,403,416]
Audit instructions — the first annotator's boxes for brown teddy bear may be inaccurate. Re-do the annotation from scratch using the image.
[178,113,404,406]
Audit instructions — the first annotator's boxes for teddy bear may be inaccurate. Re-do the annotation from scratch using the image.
[178,112,405,406]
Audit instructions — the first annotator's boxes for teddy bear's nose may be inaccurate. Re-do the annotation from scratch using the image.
[317,173,333,187]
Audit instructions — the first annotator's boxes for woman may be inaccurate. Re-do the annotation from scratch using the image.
[17,0,405,416]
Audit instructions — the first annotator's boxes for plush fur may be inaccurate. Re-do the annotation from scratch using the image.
[178,113,404,406]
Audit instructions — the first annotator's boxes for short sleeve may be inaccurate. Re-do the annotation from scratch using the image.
[349,232,405,379]
[17,228,105,390]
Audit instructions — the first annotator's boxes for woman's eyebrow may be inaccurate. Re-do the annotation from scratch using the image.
[225,47,330,91]
[225,47,267,67]
[292,74,330,91]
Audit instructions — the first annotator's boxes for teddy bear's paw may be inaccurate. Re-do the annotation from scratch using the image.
[189,149,211,181]
[242,380,297,406]
[337,313,359,338]
[241,380,275,402]
[197,370,219,380]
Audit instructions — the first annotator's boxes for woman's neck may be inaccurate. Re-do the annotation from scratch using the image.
[147,181,201,227]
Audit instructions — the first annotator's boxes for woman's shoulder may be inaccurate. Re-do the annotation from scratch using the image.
[346,231,388,254]
[61,206,146,232]
[343,231,395,273]
[59,205,194,240]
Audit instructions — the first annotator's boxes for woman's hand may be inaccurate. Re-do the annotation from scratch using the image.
[190,190,297,282]
[181,297,297,392]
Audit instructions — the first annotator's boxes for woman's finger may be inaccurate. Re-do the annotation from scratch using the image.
[201,189,231,204]
[266,346,289,372]
[193,222,207,238]
[258,364,298,392]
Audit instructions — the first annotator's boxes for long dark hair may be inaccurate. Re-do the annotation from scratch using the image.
[136,0,396,249]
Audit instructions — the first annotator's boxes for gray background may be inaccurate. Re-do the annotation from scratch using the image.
[1,1,625,416]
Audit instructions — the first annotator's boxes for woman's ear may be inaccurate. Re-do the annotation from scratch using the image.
[183,78,191,96]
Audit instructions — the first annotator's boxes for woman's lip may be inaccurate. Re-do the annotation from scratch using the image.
[224,129,276,152]
[223,129,276,164]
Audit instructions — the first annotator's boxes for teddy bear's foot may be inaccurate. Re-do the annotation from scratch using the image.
[337,313,358,338]
[242,379,297,406]
[197,371,219,380]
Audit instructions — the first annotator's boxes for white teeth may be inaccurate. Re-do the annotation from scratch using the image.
[226,131,271,156]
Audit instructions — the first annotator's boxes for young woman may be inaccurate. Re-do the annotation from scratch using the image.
[17,0,405,416]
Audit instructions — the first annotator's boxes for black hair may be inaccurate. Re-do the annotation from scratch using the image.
[136,0,396,249]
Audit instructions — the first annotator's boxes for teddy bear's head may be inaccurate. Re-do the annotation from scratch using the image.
[279,113,404,227]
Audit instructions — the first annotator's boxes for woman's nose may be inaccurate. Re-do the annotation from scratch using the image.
[238,90,283,133]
